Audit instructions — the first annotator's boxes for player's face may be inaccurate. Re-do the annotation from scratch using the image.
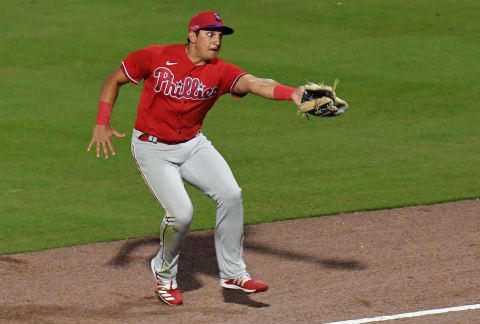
[193,30,223,62]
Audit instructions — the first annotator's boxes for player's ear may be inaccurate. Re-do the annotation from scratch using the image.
[188,32,197,44]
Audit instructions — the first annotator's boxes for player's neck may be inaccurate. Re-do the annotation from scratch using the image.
[185,45,209,66]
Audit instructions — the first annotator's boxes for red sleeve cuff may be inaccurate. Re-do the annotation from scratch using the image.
[120,61,140,84]
[230,72,248,98]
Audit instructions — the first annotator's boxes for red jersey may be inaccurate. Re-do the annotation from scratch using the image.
[120,44,247,142]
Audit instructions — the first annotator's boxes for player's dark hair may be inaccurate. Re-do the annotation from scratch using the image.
[186,30,200,45]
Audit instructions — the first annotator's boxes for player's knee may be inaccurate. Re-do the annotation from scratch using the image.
[217,187,242,206]
[171,203,194,229]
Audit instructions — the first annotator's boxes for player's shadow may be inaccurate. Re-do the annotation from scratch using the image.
[108,227,366,307]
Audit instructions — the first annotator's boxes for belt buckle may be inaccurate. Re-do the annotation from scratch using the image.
[148,135,158,144]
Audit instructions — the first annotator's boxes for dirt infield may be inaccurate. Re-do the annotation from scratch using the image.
[1,200,479,323]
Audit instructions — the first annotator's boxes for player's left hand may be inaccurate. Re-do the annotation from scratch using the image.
[291,86,304,106]
[297,81,348,117]
[87,124,125,159]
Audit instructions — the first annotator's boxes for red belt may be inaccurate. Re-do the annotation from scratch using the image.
[138,133,190,145]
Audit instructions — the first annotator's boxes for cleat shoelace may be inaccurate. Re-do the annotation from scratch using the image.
[156,274,178,290]
[233,274,252,286]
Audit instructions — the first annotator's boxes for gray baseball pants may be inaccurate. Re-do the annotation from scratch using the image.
[131,129,247,280]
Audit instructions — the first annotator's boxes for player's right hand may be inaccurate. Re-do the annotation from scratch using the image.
[87,124,126,159]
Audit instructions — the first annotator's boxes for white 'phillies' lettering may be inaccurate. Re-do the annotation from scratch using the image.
[153,67,218,100]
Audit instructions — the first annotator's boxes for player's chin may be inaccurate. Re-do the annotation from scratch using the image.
[208,49,219,59]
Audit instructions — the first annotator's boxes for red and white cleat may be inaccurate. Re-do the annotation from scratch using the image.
[151,259,183,305]
[220,273,268,293]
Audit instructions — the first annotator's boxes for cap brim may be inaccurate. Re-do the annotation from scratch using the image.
[200,24,234,35]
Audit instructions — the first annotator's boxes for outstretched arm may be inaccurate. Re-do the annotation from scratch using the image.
[87,67,130,159]
[232,74,303,105]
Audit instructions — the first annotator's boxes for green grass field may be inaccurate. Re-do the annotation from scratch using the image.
[1,0,479,255]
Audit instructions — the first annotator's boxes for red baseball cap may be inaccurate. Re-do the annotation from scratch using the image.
[188,11,234,35]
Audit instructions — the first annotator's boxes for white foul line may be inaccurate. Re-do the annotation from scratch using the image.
[322,303,480,324]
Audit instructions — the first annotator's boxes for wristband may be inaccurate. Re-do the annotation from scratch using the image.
[273,84,296,100]
[96,101,113,125]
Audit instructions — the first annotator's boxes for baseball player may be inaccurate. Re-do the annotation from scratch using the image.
[87,11,303,306]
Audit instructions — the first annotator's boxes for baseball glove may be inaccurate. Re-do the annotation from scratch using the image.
[298,80,348,117]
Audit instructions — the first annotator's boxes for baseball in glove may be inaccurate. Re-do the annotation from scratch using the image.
[298,80,348,117]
